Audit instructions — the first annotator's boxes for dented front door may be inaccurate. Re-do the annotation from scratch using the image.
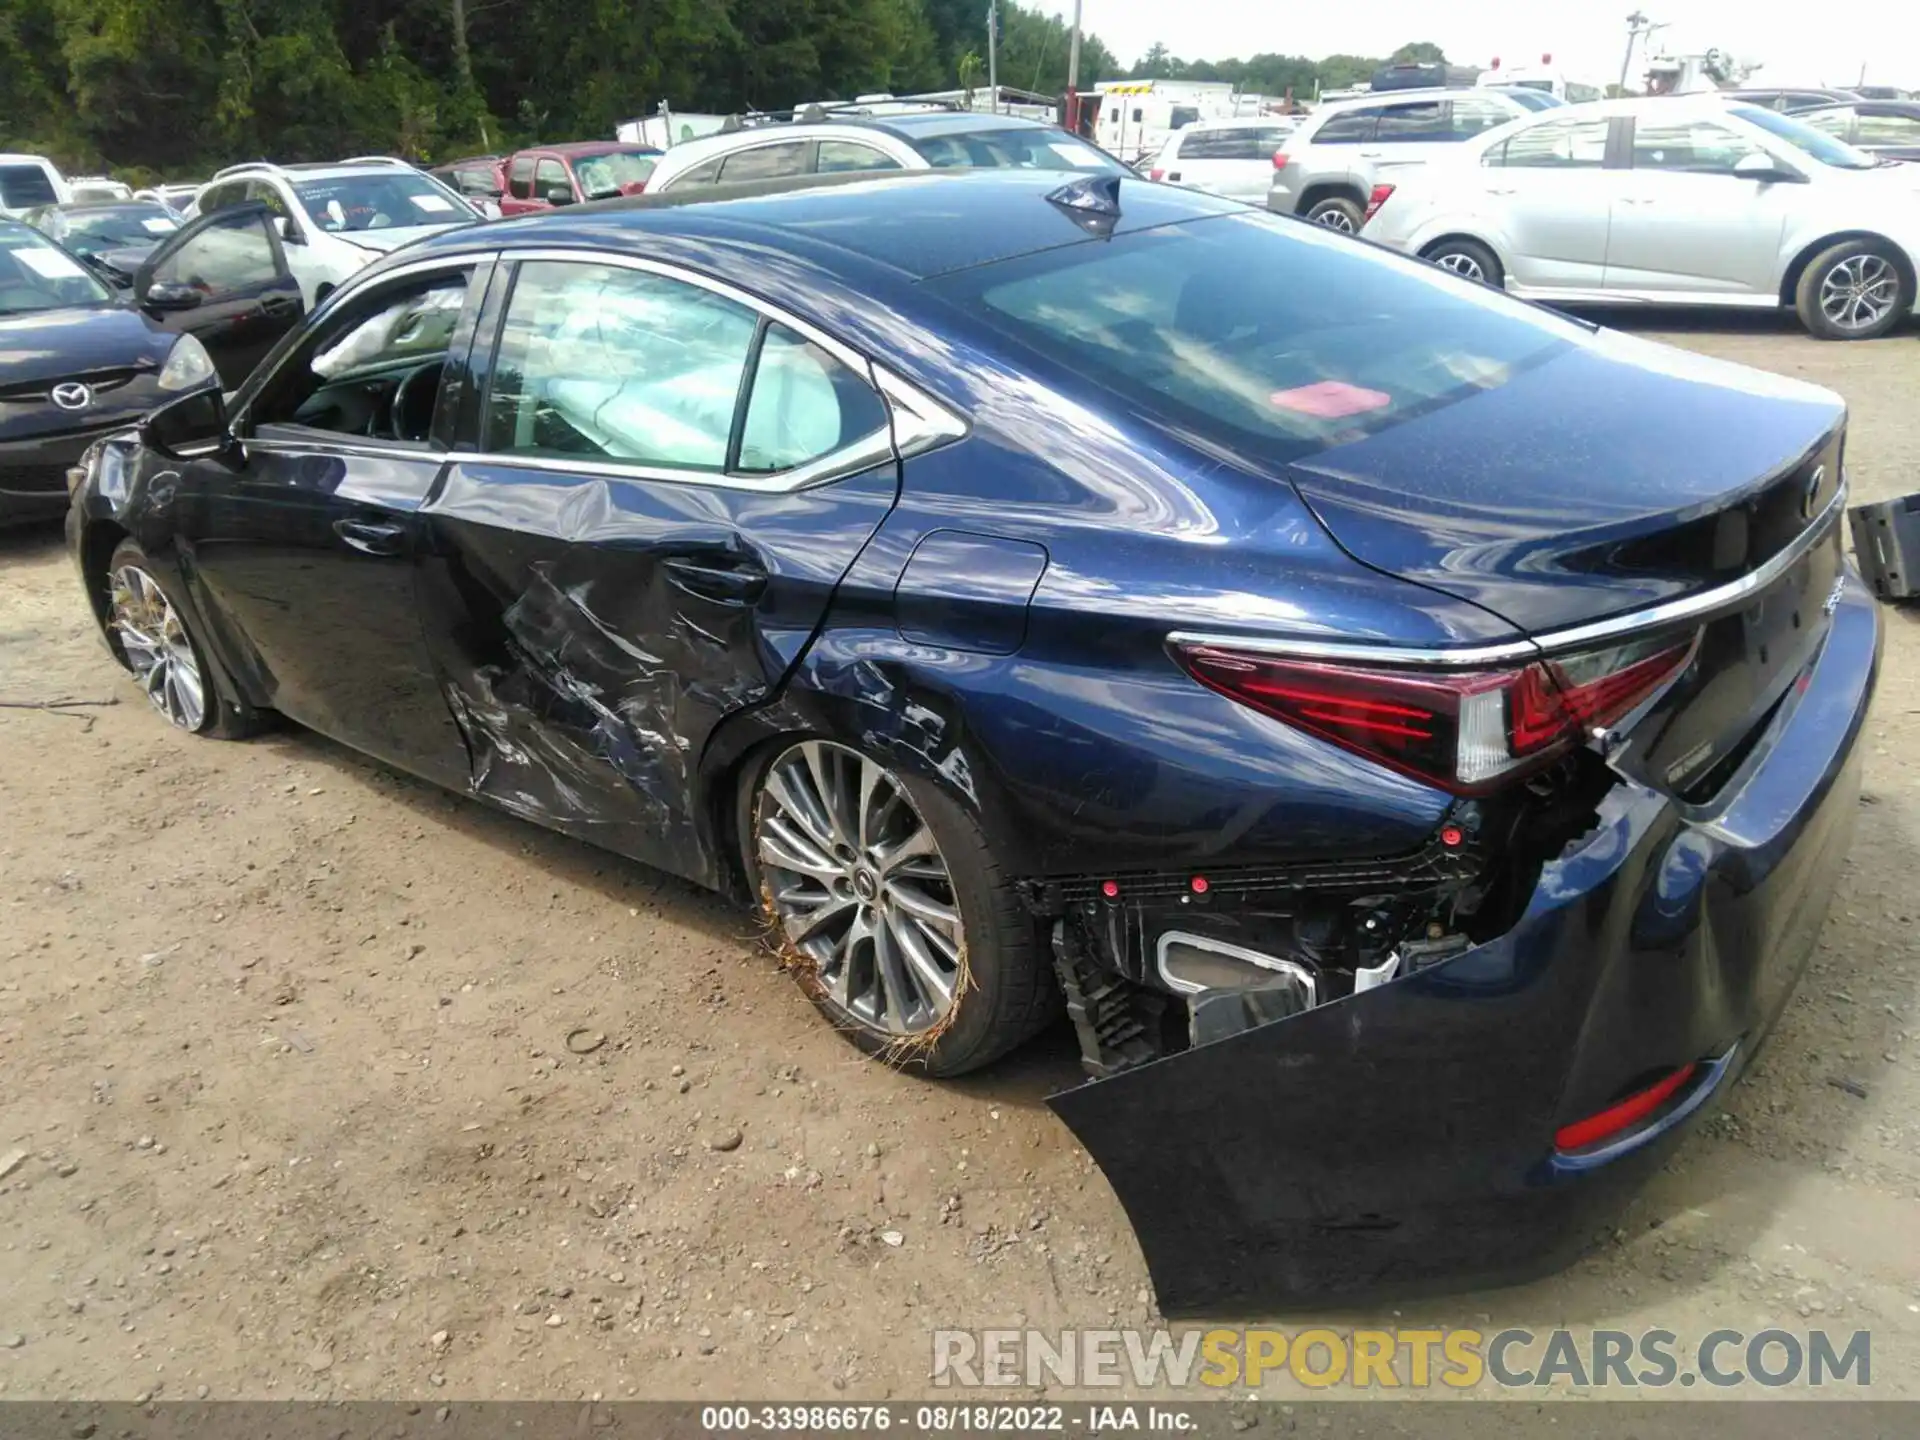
[415,253,901,882]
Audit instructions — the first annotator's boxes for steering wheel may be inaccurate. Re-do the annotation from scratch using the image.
[388,361,444,443]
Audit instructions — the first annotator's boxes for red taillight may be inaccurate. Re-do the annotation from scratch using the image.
[1555,1064,1696,1151]
[1172,633,1697,795]
[1363,183,1396,224]
[1149,167,1165,181]
[1272,151,1290,171]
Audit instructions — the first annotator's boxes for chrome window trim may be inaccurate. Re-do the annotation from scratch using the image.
[248,433,437,465]
[1167,482,1848,668]
[456,426,896,495]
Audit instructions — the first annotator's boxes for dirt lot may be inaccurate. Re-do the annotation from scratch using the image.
[2,315,1919,1405]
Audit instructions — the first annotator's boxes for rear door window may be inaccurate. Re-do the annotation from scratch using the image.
[1373,102,1449,142]
[717,142,810,183]
[815,141,903,174]
[1310,110,1376,145]
[1859,110,1920,145]
[1486,116,1609,168]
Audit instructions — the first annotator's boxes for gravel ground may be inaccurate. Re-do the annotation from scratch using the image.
[1,313,1917,1405]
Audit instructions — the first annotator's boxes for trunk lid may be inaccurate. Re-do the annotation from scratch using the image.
[1288,328,1849,798]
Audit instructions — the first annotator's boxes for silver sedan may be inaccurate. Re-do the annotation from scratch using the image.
[1361,96,1920,339]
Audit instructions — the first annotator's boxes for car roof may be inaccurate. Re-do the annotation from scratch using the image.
[1180,115,1298,129]
[47,200,168,214]
[403,167,1241,283]
[535,140,661,157]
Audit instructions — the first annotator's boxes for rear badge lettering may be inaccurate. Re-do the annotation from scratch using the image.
[1666,741,1715,787]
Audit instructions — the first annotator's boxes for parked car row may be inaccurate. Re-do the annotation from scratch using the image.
[1360,97,1920,339]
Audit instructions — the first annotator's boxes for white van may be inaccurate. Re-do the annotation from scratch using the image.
[1148,116,1299,202]
[0,155,70,218]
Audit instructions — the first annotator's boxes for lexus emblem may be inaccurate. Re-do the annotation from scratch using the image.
[50,382,93,412]
[1802,463,1826,519]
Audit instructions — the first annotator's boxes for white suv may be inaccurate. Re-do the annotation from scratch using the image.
[189,158,478,308]
[645,112,1124,193]
[1267,88,1540,231]
[1147,116,1299,203]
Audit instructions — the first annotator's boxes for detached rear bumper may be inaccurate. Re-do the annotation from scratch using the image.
[1050,573,1880,1313]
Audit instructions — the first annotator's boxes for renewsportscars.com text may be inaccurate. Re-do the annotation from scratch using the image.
[930,1327,1872,1390]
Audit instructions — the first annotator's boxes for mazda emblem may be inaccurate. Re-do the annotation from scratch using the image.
[50,381,93,412]
[1802,463,1826,520]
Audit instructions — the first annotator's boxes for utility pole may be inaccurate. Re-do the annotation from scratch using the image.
[1068,0,1082,92]
[986,1,1000,115]
[1618,11,1667,96]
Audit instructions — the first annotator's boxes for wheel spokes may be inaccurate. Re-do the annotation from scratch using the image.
[756,740,966,1039]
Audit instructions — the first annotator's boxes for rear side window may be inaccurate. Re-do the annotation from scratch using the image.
[1373,102,1449,142]
[1311,110,1376,144]
[929,211,1578,454]
[1859,110,1920,144]
[1486,116,1609,168]
[673,157,726,187]
[736,324,889,472]
[718,142,809,183]
[0,165,58,208]
[815,140,903,174]
[1449,97,1517,139]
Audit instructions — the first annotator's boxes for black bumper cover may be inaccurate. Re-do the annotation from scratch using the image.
[1050,577,1880,1313]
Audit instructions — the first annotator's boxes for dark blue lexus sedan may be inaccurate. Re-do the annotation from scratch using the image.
[66,170,1879,1310]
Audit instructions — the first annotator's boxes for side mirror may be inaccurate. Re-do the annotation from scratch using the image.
[278,215,304,245]
[139,386,231,462]
[1733,151,1803,183]
[545,185,576,206]
[142,281,204,311]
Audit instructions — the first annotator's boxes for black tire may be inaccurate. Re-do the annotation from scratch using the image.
[1795,238,1913,340]
[738,739,1058,1077]
[104,538,268,740]
[1424,237,1505,290]
[1304,195,1365,233]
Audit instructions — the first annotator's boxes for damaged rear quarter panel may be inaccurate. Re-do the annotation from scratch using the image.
[414,457,900,888]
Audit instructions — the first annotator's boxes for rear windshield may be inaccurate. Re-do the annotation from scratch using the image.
[292,173,469,231]
[0,164,59,209]
[910,128,1125,175]
[928,210,1581,454]
[572,149,659,197]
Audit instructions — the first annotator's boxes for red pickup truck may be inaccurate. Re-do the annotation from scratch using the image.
[498,141,663,215]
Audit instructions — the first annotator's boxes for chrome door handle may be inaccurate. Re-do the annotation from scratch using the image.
[333,517,408,556]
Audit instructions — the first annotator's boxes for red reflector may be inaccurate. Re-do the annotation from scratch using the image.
[1272,151,1290,171]
[1100,879,1120,899]
[1149,167,1165,181]
[1362,183,1395,224]
[1440,824,1464,848]
[1190,875,1209,894]
[1555,1064,1696,1151]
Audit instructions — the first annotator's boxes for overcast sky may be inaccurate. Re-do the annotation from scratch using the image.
[1027,2,1919,90]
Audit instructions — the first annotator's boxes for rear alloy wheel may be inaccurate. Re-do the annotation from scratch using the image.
[1425,238,1504,290]
[1796,239,1912,340]
[742,738,1056,1075]
[1305,195,1364,233]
